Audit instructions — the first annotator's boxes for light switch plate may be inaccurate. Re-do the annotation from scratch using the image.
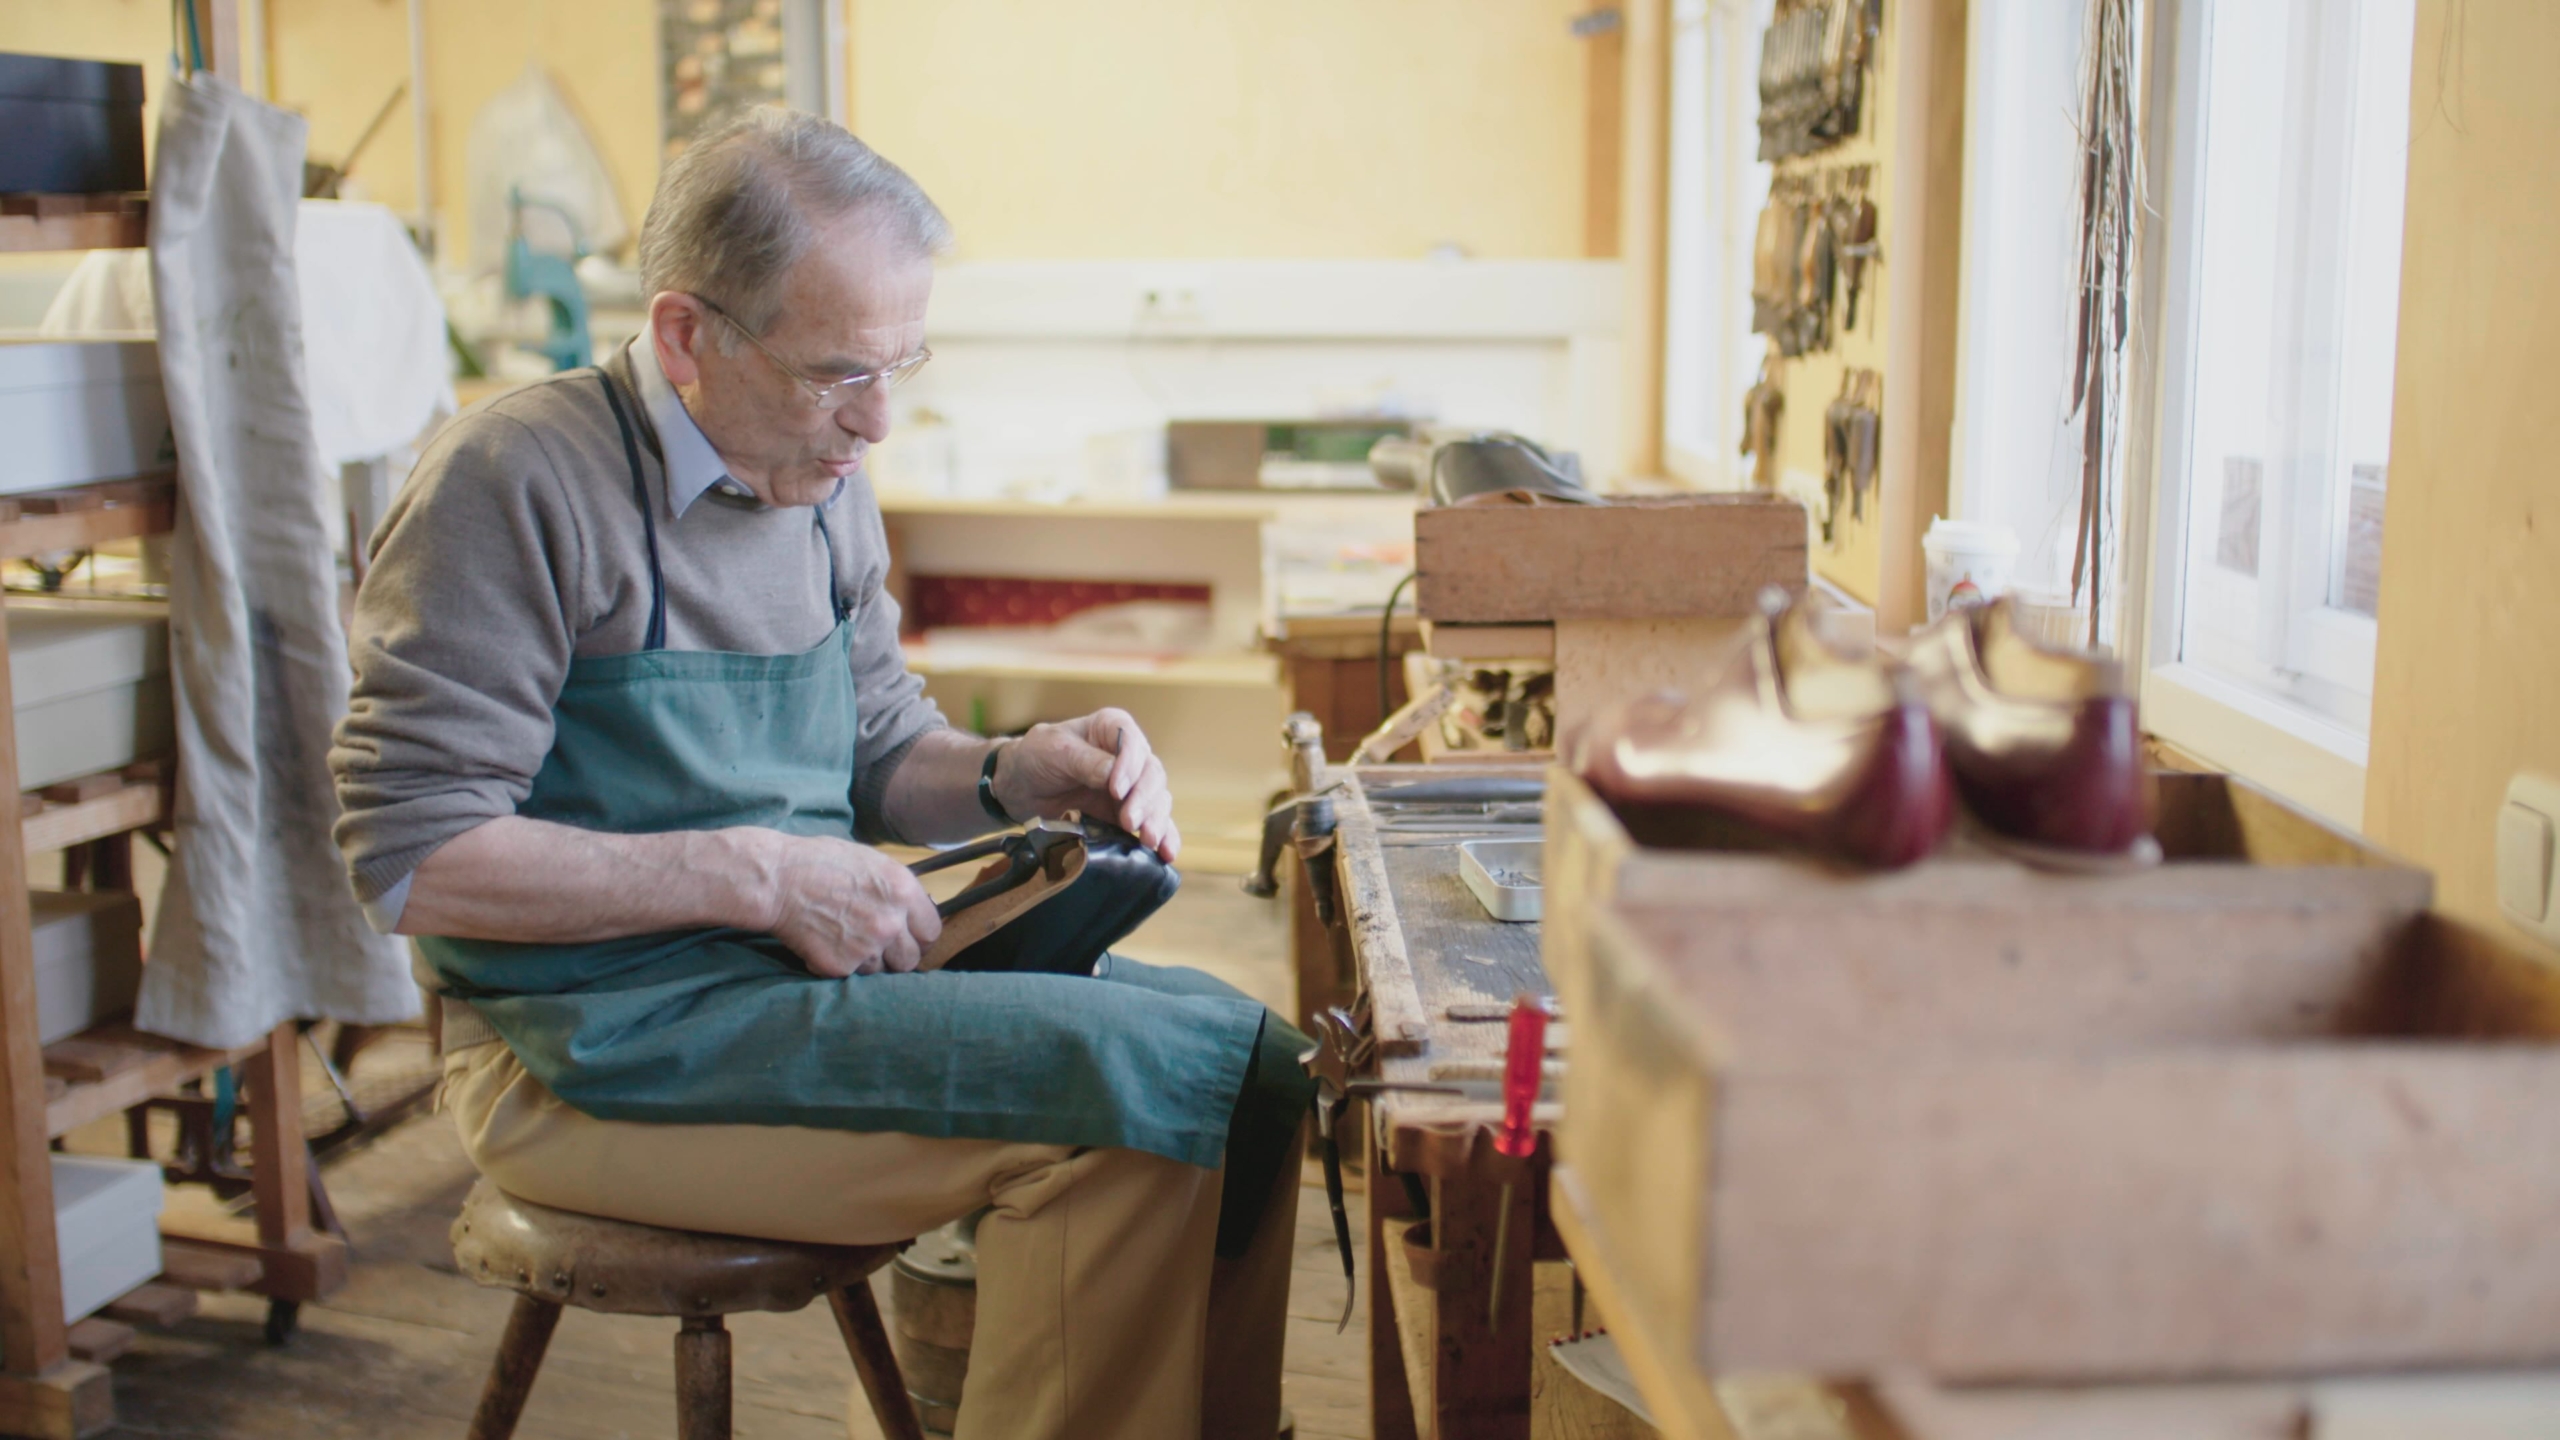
[2498,774,2560,944]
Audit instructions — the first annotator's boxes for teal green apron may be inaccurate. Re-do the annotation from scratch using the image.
[421,371,1308,1246]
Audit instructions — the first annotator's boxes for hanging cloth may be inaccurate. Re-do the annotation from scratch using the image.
[137,73,415,1048]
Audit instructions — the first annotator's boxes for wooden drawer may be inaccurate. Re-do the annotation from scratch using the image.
[1545,767,2560,1382]
[1412,494,1806,623]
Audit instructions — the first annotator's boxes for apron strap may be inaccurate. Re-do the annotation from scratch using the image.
[596,369,671,652]
[811,505,853,625]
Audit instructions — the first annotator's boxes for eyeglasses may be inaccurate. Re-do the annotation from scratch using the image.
[693,294,932,410]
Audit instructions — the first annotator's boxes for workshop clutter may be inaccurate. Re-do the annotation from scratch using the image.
[1569,591,2152,868]
[1819,366,1881,542]
[1750,166,1877,360]
[1757,0,1883,161]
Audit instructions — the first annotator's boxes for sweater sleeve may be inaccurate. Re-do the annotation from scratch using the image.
[840,478,948,844]
[328,408,587,925]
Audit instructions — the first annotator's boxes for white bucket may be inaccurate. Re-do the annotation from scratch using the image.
[1921,518,2020,622]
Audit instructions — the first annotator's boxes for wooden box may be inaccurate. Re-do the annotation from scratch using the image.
[1412,494,1807,624]
[1545,767,2560,1383]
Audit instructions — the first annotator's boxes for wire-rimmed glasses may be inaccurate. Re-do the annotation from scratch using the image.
[695,294,931,410]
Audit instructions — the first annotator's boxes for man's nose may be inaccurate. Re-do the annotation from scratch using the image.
[836,384,893,444]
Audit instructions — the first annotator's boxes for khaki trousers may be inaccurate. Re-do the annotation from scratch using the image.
[442,1042,1298,1440]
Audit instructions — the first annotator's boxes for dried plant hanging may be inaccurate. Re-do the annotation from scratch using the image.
[2067,0,2142,648]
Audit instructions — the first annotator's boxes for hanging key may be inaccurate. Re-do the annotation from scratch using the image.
[1841,195,1879,330]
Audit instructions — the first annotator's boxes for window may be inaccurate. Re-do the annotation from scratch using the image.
[2134,0,2414,820]
[1660,0,1775,487]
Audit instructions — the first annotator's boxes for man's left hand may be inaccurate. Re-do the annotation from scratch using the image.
[993,708,1180,861]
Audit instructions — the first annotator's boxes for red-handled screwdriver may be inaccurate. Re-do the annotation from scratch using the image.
[1488,991,1548,1328]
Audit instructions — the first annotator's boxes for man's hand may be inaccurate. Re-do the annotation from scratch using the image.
[993,708,1181,861]
[756,834,943,977]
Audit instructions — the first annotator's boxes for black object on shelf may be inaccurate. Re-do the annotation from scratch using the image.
[0,54,147,196]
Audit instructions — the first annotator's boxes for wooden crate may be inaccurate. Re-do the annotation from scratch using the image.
[1544,767,2560,1384]
[1412,494,1806,623]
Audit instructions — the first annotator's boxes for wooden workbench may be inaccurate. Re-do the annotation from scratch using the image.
[1324,763,1650,1440]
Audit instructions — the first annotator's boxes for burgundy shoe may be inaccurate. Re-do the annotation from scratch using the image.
[1905,598,2155,856]
[1568,597,1953,868]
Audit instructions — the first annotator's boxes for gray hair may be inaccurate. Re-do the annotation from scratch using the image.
[637,108,951,337]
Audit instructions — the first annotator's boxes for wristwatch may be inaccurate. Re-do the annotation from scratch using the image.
[978,741,1015,825]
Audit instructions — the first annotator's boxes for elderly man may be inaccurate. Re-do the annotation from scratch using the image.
[330,111,1309,1440]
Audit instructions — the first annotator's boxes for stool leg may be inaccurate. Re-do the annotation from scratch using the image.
[468,1293,563,1440]
[829,1283,928,1440]
[675,1314,733,1440]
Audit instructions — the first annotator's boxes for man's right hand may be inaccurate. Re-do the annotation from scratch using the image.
[756,834,943,977]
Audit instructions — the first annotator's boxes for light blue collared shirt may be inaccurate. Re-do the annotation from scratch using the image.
[627,337,756,515]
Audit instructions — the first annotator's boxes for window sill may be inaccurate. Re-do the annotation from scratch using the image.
[2141,662,2368,830]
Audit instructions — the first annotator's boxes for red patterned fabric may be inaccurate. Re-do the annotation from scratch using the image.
[906,575,1213,633]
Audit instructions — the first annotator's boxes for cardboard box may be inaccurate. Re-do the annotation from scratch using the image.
[1413,494,1807,623]
[0,55,146,195]
[8,599,172,791]
[1546,767,2560,1382]
[31,890,144,1047]
[51,1155,162,1323]
[0,341,172,496]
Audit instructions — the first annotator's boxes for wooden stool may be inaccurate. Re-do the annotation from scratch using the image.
[451,1178,926,1440]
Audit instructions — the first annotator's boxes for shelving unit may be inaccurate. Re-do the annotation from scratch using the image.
[0,197,148,255]
[0,490,344,1437]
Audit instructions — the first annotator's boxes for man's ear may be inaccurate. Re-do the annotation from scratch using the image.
[648,293,708,388]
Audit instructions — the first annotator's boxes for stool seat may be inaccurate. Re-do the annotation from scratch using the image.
[452,1177,901,1317]
[449,1179,926,1440]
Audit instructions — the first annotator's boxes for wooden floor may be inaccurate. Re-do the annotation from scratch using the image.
[73,877,1381,1440]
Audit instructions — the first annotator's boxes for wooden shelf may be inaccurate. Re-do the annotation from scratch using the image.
[0,195,147,254]
[902,642,1278,689]
[40,1023,254,1141]
[880,490,1419,523]
[19,775,165,855]
[0,477,177,563]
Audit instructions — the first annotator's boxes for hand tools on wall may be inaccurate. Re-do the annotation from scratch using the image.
[1740,353,1787,491]
[1822,368,1882,540]
[1757,0,1884,160]
[1747,166,1876,360]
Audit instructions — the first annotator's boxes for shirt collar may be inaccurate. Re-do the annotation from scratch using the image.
[627,336,751,517]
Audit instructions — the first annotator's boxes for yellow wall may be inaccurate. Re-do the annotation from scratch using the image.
[267,0,658,263]
[2363,0,2560,950]
[261,0,1601,266]
[850,0,1594,260]
[30,2,1595,267]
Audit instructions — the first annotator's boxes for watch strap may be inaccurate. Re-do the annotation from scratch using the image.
[978,742,1014,825]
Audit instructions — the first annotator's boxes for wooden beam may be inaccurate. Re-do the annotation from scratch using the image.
[0,1360,113,1440]
[0,593,70,1380]
[63,1318,132,1365]
[243,1025,314,1251]
[185,0,246,81]
[1875,0,1970,632]
[156,1214,346,1304]
[21,782,165,857]
[1582,10,1625,258]
[1615,0,1670,481]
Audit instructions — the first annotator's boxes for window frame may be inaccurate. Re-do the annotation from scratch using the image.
[2121,0,2392,828]
[1659,0,1774,490]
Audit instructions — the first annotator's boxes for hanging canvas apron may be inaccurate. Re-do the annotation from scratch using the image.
[421,372,1307,1236]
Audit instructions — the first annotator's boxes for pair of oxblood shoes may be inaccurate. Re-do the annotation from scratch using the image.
[1570,593,2156,869]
